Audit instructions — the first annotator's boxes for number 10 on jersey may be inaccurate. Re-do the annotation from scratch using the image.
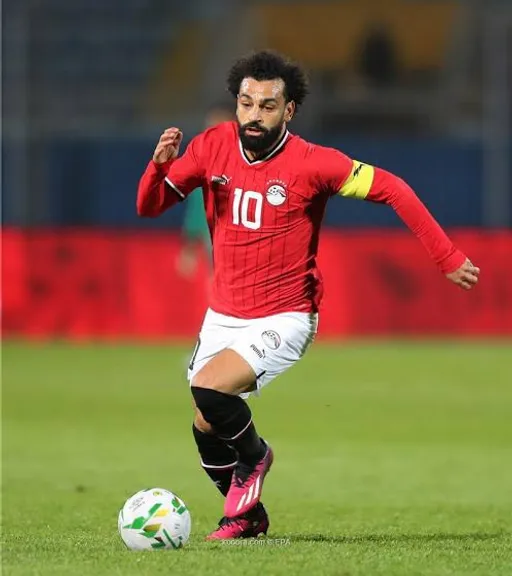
[232,188,263,230]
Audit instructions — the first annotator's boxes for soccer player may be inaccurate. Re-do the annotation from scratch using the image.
[137,51,480,540]
[177,103,234,277]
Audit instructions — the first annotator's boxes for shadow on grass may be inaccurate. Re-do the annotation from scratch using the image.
[271,532,509,545]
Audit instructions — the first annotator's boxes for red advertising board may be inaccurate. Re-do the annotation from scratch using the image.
[3,229,511,339]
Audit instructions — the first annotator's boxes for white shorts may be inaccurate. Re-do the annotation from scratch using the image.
[187,308,318,398]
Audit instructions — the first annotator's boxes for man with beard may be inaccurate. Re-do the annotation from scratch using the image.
[136,51,480,540]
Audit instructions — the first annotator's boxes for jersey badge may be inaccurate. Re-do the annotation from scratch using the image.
[261,330,281,350]
[265,179,287,206]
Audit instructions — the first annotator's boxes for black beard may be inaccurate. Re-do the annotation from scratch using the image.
[238,121,284,154]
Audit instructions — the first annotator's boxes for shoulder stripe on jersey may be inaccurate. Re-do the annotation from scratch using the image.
[238,130,290,165]
[165,177,185,199]
[338,160,374,199]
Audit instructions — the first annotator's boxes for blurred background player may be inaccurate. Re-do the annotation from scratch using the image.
[176,103,234,278]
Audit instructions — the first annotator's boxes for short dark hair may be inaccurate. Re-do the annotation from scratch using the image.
[227,50,309,109]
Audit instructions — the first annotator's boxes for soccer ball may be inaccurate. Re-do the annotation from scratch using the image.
[118,488,191,550]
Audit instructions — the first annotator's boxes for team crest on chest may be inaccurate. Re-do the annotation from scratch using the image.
[265,179,287,207]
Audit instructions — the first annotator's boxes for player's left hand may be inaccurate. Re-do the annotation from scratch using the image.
[445,258,480,290]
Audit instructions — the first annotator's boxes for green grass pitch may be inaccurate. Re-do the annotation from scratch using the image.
[2,340,512,575]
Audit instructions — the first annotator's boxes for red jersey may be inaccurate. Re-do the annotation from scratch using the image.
[137,121,465,318]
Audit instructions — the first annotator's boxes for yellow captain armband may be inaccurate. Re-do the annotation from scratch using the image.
[337,160,375,199]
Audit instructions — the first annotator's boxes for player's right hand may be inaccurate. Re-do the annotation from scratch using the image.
[153,128,183,164]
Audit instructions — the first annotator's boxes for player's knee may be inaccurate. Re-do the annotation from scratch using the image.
[190,367,216,390]
[193,407,213,434]
[191,350,256,395]
[191,362,233,392]
[190,385,243,430]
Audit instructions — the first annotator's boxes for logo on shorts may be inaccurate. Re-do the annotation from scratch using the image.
[266,179,287,206]
[261,330,281,350]
[250,344,266,359]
